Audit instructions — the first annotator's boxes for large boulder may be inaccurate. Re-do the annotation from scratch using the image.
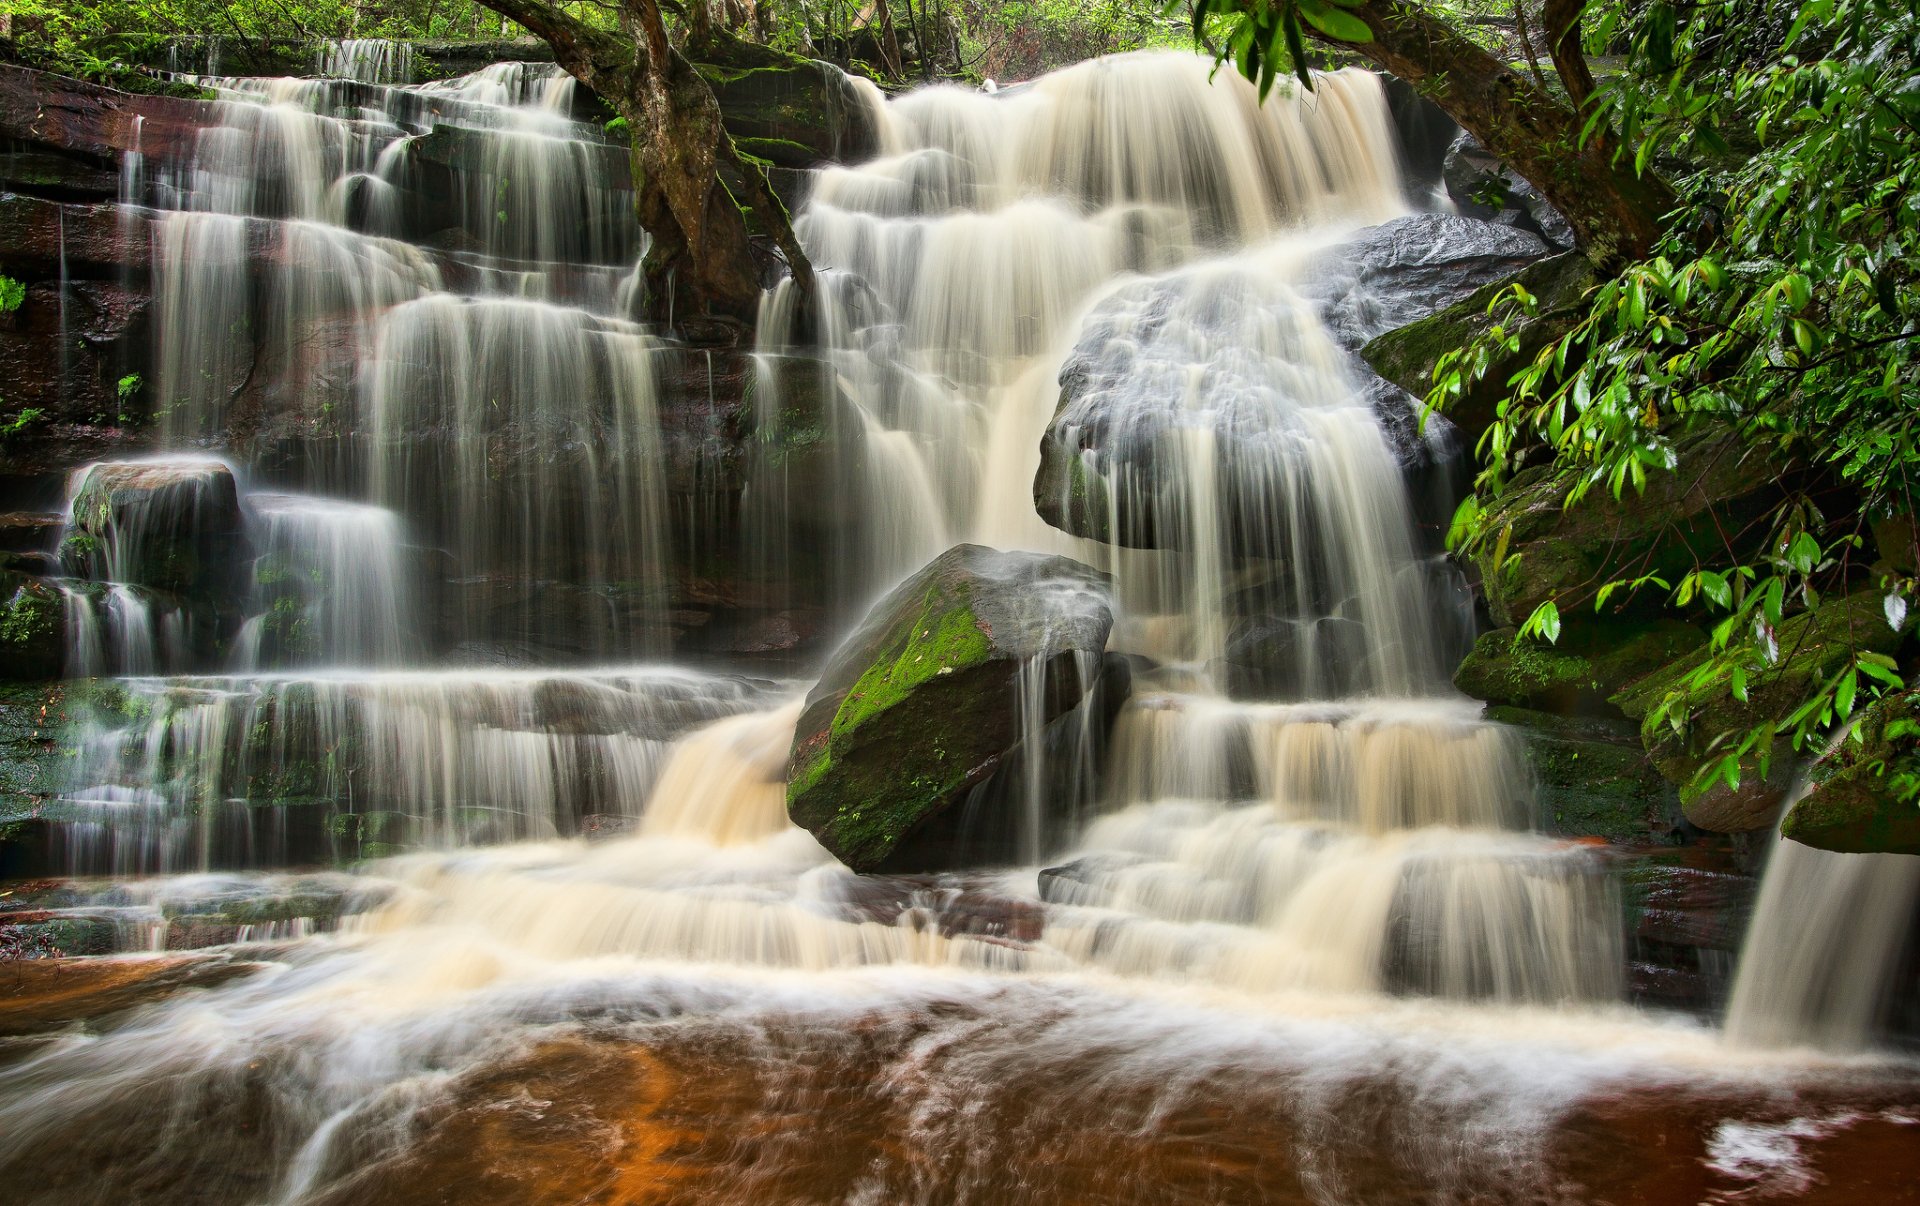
[1303,212,1550,352]
[1034,267,1416,550]
[1035,214,1544,550]
[1780,690,1920,856]
[59,458,246,601]
[1361,250,1597,449]
[1613,589,1918,833]
[786,544,1116,871]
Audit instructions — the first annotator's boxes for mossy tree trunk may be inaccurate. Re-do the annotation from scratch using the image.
[1306,1,1673,266]
[477,0,813,327]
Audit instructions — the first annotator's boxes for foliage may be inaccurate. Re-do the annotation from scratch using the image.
[1185,0,1374,97]
[1432,0,1919,799]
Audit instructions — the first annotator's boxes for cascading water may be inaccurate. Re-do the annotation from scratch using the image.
[1726,826,1920,1050]
[5,47,1918,1206]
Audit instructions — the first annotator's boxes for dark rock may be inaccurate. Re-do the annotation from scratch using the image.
[1379,75,1460,203]
[1304,212,1549,351]
[0,63,209,180]
[1036,853,1149,905]
[1486,706,1681,842]
[1036,215,1541,551]
[0,511,63,554]
[696,37,880,167]
[1219,614,1370,699]
[1781,690,1920,856]
[786,544,1116,872]
[1360,251,1597,449]
[1442,130,1577,252]
[1615,842,1757,1013]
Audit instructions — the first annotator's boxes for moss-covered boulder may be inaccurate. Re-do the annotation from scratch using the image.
[1454,620,1705,714]
[0,571,65,680]
[59,458,245,601]
[1780,691,1920,856]
[1613,589,1918,833]
[1469,428,1783,630]
[786,544,1116,872]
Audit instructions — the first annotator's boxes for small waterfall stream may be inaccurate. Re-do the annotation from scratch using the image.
[2,46,1916,1204]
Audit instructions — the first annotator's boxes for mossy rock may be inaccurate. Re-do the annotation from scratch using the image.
[1780,691,1920,856]
[1361,251,1596,449]
[1486,706,1681,841]
[1613,589,1918,833]
[786,544,1114,871]
[0,680,76,819]
[0,571,64,680]
[1472,428,1783,630]
[1454,619,1705,713]
[694,36,878,167]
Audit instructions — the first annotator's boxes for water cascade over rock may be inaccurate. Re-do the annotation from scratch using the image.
[1,46,1917,1203]
[786,543,1117,871]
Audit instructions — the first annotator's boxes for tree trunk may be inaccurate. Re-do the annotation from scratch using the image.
[873,0,907,81]
[476,0,813,327]
[1307,1,1671,265]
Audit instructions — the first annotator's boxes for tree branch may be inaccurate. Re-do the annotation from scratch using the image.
[1543,0,1596,112]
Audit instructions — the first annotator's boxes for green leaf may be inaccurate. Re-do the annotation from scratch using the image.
[1295,0,1371,42]
[1522,600,1562,645]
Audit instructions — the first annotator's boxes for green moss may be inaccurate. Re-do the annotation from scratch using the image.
[1780,691,1920,855]
[790,584,991,808]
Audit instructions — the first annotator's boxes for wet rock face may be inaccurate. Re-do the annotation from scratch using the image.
[786,544,1116,872]
[1360,250,1598,451]
[1304,212,1549,352]
[1035,213,1543,551]
[1442,130,1577,252]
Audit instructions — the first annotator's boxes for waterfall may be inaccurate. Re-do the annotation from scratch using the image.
[234,493,415,668]
[1725,830,1920,1049]
[9,47,1919,1204]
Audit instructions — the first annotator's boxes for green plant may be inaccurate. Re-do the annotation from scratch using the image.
[1433,0,1920,798]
